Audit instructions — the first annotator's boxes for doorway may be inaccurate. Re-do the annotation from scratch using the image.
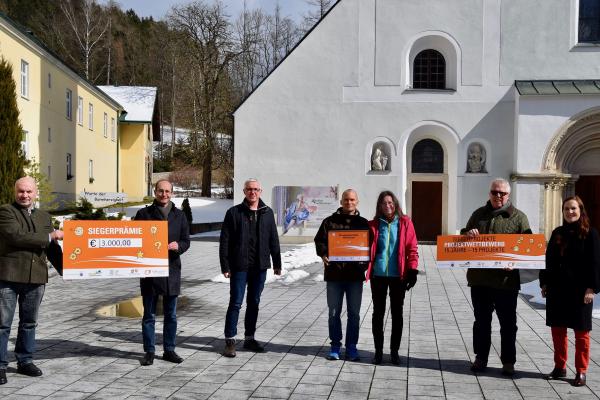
[575,176,600,233]
[411,181,443,241]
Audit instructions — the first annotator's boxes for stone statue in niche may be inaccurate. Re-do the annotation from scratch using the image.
[466,142,487,173]
[371,144,389,171]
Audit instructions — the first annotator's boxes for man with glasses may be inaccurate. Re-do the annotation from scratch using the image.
[220,179,281,357]
[461,178,531,376]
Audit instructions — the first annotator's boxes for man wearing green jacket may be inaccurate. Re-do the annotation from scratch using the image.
[462,178,531,377]
[0,177,63,385]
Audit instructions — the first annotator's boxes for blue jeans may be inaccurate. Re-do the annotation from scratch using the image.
[327,281,363,349]
[142,294,178,353]
[0,281,45,369]
[224,269,267,339]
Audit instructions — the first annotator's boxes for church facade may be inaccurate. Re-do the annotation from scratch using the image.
[234,0,600,240]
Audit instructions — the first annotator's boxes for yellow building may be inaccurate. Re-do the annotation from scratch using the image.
[0,13,157,206]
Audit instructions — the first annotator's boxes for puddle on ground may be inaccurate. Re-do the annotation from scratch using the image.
[96,296,189,318]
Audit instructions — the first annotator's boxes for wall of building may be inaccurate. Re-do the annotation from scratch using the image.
[119,123,150,201]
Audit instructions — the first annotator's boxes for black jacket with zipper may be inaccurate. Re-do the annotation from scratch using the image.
[219,199,281,274]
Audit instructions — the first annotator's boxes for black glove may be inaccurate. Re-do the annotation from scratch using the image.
[405,269,418,291]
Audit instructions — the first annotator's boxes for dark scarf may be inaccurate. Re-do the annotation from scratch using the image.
[155,201,172,220]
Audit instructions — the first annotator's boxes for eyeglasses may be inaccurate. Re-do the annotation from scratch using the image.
[490,190,509,198]
[244,188,261,192]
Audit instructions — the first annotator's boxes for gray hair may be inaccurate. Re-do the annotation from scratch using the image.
[341,188,358,200]
[244,178,261,189]
[15,176,37,191]
[490,178,511,193]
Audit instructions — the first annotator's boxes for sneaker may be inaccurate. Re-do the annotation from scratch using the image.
[470,358,487,373]
[223,339,236,357]
[345,346,360,361]
[243,339,265,353]
[163,351,183,364]
[326,346,341,360]
[501,363,515,377]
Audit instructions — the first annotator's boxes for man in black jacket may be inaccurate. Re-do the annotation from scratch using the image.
[314,189,369,361]
[220,179,281,357]
[134,179,190,366]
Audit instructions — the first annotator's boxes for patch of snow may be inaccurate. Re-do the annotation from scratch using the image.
[313,274,324,282]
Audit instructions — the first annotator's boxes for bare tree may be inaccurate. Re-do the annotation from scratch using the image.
[169,0,241,197]
[303,0,335,28]
[58,0,110,81]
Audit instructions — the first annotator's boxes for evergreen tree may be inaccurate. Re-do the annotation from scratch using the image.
[0,56,25,204]
[181,197,193,225]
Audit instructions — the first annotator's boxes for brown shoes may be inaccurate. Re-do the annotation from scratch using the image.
[223,339,236,357]
[573,372,587,387]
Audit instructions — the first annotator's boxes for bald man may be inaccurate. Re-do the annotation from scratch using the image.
[0,177,63,385]
[314,189,370,361]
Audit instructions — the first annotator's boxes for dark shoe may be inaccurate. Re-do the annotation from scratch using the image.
[140,352,155,366]
[0,369,6,385]
[573,372,587,387]
[163,351,183,364]
[546,367,566,380]
[223,339,236,357]
[345,346,360,361]
[17,363,42,377]
[470,358,487,373]
[372,351,383,365]
[501,363,515,376]
[390,351,400,365]
[243,339,265,353]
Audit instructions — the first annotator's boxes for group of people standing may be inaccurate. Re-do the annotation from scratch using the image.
[0,176,598,389]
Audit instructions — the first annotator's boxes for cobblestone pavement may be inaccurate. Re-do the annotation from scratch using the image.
[1,243,599,399]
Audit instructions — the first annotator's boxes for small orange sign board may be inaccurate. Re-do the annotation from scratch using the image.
[328,230,370,261]
[62,220,169,279]
[436,234,546,269]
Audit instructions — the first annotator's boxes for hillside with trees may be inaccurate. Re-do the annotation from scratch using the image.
[0,0,335,197]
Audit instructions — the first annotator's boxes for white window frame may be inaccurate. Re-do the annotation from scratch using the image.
[103,112,108,138]
[88,103,94,130]
[66,89,72,120]
[88,159,94,181]
[21,130,28,158]
[111,117,116,141]
[66,153,72,180]
[20,60,29,98]
[77,96,83,125]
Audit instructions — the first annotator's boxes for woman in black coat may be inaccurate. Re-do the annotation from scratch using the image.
[540,196,600,387]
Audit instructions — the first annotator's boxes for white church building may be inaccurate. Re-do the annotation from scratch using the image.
[234,0,600,241]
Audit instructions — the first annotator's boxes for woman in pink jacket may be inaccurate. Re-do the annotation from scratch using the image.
[367,191,419,365]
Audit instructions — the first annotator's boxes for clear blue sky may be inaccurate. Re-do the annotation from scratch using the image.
[107,0,312,21]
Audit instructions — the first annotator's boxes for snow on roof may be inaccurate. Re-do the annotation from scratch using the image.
[98,86,157,123]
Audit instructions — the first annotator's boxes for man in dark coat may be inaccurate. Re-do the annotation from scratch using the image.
[461,178,531,377]
[134,179,190,366]
[314,189,370,361]
[0,177,63,385]
[220,179,281,357]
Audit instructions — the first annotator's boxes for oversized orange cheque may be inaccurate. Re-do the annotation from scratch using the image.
[436,234,546,269]
[62,220,169,279]
[328,230,370,262]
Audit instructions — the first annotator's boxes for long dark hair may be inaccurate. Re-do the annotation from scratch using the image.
[374,190,403,220]
[562,195,590,239]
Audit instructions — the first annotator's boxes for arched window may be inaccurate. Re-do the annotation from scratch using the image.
[412,139,444,173]
[413,49,446,89]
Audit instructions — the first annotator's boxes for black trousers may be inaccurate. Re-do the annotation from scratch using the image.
[370,276,406,353]
[471,286,518,364]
